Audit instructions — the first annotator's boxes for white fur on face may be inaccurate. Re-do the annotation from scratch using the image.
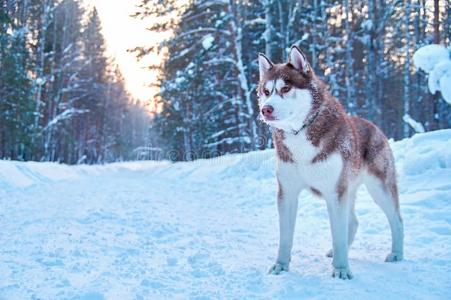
[265,80,275,92]
[259,79,313,131]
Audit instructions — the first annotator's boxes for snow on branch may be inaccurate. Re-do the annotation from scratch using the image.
[205,124,248,141]
[43,108,90,132]
[205,135,251,148]
[428,61,451,100]
[403,114,425,134]
[413,45,449,72]
[175,28,230,42]
[244,18,266,26]
[202,35,214,50]
[203,57,236,66]
[413,44,451,104]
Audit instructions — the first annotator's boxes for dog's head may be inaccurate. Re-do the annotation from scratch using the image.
[257,46,316,132]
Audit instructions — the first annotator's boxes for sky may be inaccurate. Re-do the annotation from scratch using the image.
[83,0,166,103]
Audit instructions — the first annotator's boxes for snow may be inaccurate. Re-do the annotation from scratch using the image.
[1,130,451,299]
[361,20,373,31]
[439,67,451,103]
[413,44,449,73]
[202,35,214,50]
[43,108,90,131]
[413,44,451,104]
[35,77,46,86]
[428,60,451,95]
[174,77,185,85]
[244,18,266,26]
[402,114,425,133]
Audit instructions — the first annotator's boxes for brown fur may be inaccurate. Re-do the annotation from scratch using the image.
[353,117,400,208]
[310,187,322,197]
[277,177,283,204]
[257,64,311,95]
[273,129,294,163]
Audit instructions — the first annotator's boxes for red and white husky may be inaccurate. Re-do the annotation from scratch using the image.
[258,46,404,279]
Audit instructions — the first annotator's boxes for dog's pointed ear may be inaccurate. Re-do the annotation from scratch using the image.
[289,45,310,73]
[258,53,273,80]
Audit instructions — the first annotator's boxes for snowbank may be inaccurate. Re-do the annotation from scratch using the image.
[392,129,451,194]
[2,129,450,190]
[0,160,169,190]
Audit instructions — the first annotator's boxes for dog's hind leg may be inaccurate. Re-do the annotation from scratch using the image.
[348,200,359,247]
[364,174,404,262]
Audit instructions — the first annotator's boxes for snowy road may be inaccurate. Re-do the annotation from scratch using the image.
[1,130,451,299]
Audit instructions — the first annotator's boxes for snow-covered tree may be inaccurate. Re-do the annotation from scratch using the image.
[0,0,34,160]
[0,0,150,163]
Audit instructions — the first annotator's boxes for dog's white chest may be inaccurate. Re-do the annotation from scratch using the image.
[282,132,343,192]
[284,132,318,163]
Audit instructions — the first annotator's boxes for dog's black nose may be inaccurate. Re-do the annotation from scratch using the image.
[261,105,274,118]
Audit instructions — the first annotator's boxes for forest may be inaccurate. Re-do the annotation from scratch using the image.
[133,0,451,160]
[1,0,450,163]
[0,0,149,164]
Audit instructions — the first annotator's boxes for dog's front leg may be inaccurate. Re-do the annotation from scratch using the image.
[269,176,301,275]
[325,193,353,279]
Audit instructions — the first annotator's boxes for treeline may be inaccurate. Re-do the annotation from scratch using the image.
[0,0,149,164]
[133,0,451,160]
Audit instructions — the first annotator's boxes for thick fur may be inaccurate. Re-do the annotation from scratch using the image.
[258,46,404,279]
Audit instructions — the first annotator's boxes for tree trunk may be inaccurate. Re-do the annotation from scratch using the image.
[264,0,273,58]
[344,0,356,114]
[228,0,257,150]
[403,0,411,137]
[433,0,440,44]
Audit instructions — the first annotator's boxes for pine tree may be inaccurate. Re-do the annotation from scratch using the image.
[76,7,109,163]
[0,0,34,160]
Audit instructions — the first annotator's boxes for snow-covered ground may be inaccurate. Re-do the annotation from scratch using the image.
[1,130,450,299]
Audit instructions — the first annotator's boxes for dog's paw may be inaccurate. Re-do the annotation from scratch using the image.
[268,262,289,275]
[326,249,333,258]
[332,267,353,280]
[385,252,403,262]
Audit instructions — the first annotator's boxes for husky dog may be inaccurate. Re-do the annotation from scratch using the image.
[258,46,404,279]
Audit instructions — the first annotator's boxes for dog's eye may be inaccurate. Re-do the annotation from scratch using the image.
[263,89,270,96]
[281,86,291,94]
